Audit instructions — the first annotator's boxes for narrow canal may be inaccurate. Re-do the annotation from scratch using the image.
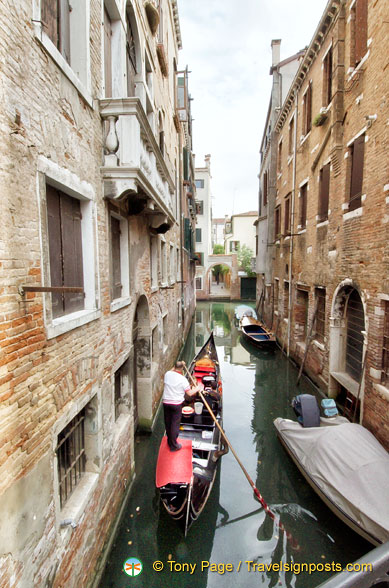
[99,301,370,588]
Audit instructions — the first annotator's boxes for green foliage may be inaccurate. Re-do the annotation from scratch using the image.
[237,245,256,277]
[212,264,229,279]
[213,244,225,254]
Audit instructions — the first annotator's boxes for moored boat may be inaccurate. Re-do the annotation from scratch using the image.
[156,332,227,534]
[240,315,277,350]
[274,416,389,546]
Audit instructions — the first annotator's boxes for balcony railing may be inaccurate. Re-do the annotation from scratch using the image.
[99,97,175,223]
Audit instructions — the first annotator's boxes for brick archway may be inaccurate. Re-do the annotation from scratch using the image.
[200,254,240,299]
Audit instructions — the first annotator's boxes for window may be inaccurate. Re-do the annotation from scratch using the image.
[195,228,202,243]
[288,117,294,155]
[229,241,239,253]
[323,47,333,107]
[41,0,71,63]
[158,112,164,156]
[114,359,130,421]
[284,194,291,236]
[296,289,309,341]
[196,310,202,324]
[277,140,283,172]
[37,1,91,103]
[170,245,175,283]
[47,185,84,318]
[382,302,389,386]
[318,163,330,221]
[315,288,326,343]
[299,183,307,229]
[150,237,158,288]
[284,282,289,318]
[195,179,204,189]
[126,8,137,96]
[195,277,202,290]
[57,408,86,508]
[302,83,312,136]
[274,279,279,312]
[104,7,113,97]
[275,206,281,238]
[195,200,204,215]
[110,213,129,306]
[163,314,168,347]
[161,240,167,283]
[349,134,365,211]
[263,171,268,206]
[152,326,159,361]
[351,0,368,67]
[176,245,180,281]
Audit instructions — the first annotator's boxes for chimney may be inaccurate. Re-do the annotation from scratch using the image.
[204,154,211,169]
[271,39,281,67]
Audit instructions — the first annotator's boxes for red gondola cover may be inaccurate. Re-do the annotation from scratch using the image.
[155,436,193,488]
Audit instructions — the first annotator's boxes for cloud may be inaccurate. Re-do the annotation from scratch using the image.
[178,0,328,216]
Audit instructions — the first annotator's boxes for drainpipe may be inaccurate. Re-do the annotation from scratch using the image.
[178,130,185,342]
[287,93,298,357]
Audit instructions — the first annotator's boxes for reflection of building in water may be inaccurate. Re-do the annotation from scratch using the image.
[231,344,252,366]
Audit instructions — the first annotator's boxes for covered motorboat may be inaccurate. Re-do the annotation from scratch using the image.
[156,333,227,534]
[234,304,257,326]
[274,417,389,546]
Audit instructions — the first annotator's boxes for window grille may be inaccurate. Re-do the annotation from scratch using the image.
[57,409,86,508]
[315,288,326,343]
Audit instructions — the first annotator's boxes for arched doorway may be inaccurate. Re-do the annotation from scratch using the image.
[209,264,232,297]
[133,295,152,430]
[329,283,366,419]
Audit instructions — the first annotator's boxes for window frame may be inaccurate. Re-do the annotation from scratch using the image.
[322,46,333,107]
[318,163,330,222]
[109,210,130,311]
[299,182,308,229]
[37,157,100,339]
[33,0,92,107]
[302,82,312,137]
[349,134,365,211]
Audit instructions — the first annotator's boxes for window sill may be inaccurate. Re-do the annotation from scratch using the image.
[343,206,363,221]
[300,131,311,146]
[59,472,99,541]
[330,371,359,396]
[297,228,307,234]
[312,339,325,351]
[47,309,101,339]
[373,383,389,402]
[113,413,132,445]
[150,285,159,293]
[36,31,93,109]
[110,296,131,313]
[316,219,329,228]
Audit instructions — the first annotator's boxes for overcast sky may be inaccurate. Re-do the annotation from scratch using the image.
[177,0,328,218]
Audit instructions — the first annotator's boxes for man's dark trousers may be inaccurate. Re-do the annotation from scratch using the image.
[163,402,182,449]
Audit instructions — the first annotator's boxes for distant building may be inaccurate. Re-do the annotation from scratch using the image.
[212,218,226,248]
[194,155,212,293]
[224,211,258,255]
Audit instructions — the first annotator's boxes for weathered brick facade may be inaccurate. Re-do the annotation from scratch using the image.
[0,0,195,586]
[256,0,389,449]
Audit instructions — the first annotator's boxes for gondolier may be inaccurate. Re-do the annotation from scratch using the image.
[163,361,198,451]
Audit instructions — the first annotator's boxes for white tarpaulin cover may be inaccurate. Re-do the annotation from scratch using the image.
[274,418,389,544]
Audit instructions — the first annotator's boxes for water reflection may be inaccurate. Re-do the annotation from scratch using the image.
[100,301,370,588]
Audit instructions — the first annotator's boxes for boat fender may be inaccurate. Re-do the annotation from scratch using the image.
[218,381,222,394]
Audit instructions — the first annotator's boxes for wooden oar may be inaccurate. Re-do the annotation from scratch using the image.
[183,364,299,548]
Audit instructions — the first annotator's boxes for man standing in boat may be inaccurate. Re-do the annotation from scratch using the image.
[163,361,199,452]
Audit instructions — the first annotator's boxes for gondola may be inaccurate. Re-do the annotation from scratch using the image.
[240,315,277,350]
[156,332,227,535]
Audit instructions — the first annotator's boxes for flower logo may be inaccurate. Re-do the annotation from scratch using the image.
[123,557,143,577]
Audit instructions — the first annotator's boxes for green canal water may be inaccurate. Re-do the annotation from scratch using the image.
[99,301,370,588]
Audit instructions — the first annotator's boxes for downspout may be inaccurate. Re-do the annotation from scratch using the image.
[287,93,298,357]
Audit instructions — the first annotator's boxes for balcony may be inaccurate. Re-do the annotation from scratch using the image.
[99,97,175,229]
